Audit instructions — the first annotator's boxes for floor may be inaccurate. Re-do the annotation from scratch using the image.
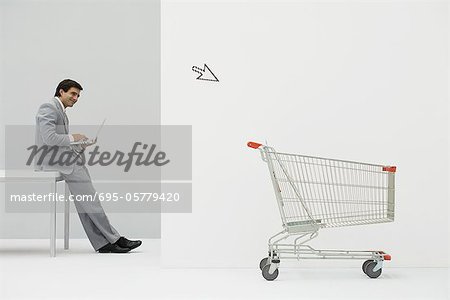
[0,239,448,300]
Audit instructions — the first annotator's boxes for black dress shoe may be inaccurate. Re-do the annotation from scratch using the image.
[115,237,142,250]
[97,243,130,253]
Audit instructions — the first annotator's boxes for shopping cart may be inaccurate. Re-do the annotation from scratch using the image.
[248,141,396,280]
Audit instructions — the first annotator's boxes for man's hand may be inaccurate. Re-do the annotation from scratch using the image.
[73,133,88,142]
[81,138,97,149]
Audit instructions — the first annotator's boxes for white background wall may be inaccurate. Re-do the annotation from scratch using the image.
[161,0,449,268]
[0,0,448,268]
[0,0,161,239]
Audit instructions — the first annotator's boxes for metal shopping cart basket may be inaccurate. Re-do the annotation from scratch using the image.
[248,141,396,281]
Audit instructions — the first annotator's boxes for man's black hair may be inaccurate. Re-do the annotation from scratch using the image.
[54,79,83,97]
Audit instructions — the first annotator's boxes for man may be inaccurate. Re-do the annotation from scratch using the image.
[35,79,141,253]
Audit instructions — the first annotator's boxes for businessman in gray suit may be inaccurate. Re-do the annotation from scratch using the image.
[35,79,141,253]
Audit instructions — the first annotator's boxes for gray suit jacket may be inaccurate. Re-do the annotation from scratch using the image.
[34,98,81,174]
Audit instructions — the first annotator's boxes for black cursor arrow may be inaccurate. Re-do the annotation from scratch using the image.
[192,64,219,82]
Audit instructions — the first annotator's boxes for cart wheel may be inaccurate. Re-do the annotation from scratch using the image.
[262,264,279,281]
[362,260,373,274]
[259,257,270,271]
[364,261,382,279]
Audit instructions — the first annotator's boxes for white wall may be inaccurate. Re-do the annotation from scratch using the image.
[0,0,161,238]
[161,0,449,268]
[0,0,448,267]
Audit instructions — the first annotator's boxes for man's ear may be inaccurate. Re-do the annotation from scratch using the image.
[58,89,63,97]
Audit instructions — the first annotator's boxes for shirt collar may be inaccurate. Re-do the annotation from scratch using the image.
[54,97,66,112]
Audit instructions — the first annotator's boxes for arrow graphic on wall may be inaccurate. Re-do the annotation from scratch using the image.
[192,64,219,82]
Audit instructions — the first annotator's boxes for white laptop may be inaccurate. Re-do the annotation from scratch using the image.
[70,119,106,146]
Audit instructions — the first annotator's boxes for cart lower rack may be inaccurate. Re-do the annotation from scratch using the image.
[248,141,396,280]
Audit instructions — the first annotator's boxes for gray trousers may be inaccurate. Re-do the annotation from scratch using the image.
[63,164,120,251]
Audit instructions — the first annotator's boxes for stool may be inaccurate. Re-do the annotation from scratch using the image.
[0,170,70,257]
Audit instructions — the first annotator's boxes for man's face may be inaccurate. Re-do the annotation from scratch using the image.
[59,87,81,108]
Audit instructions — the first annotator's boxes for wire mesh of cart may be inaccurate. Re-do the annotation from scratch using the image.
[248,141,396,281]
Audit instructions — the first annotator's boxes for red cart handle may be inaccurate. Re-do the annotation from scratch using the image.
[383,166,397,173]
[247,141,262,149]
